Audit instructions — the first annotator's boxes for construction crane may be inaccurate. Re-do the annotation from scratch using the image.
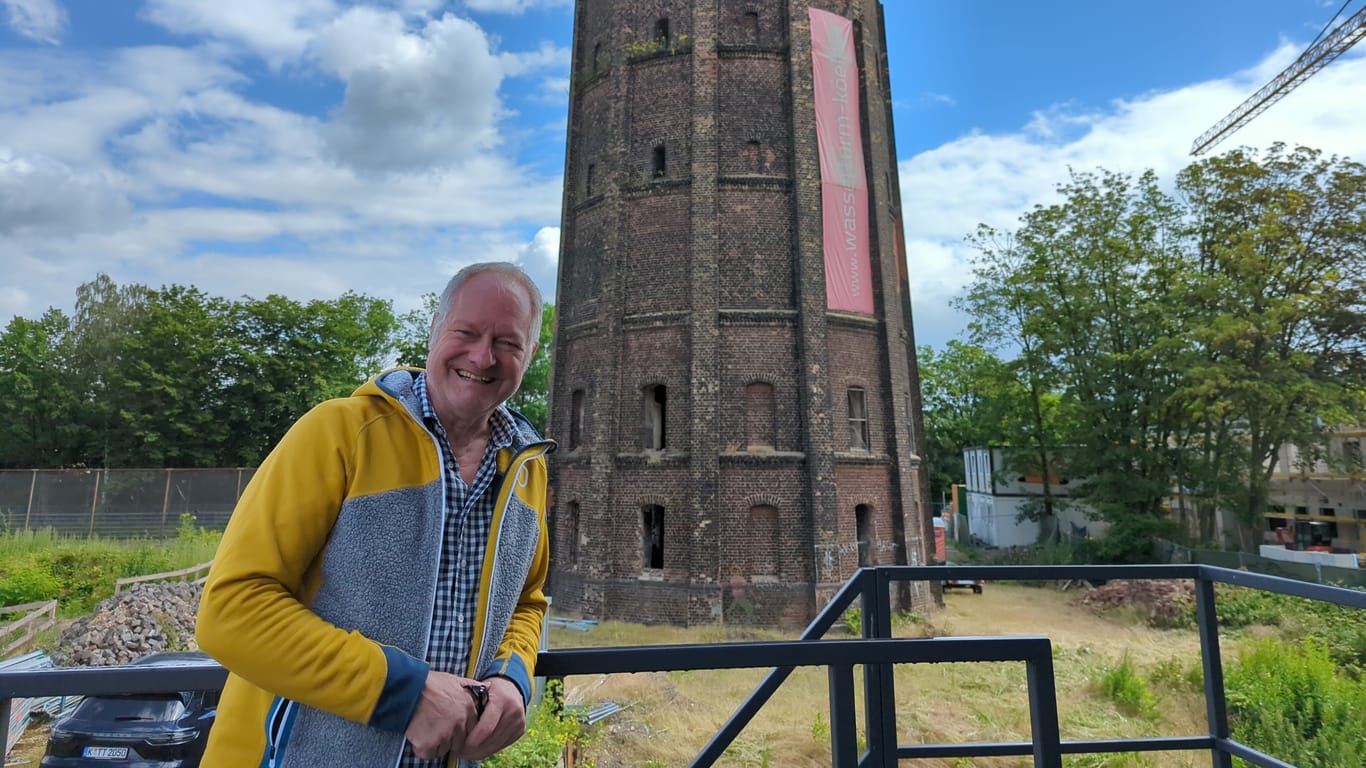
[1191,3,1366,155]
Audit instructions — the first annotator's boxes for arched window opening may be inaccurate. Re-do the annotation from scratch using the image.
[750,505,778,576]
[745,382,775,448]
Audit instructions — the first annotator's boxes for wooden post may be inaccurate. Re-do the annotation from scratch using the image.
[88,470,102,537]
[161,470,173,534]
[23,469,36,531]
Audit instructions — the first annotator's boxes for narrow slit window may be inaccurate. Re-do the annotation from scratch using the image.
[586,163,596,196]
[855,504,872,566]
[652,145,667,178]
[655,17,670,42]
[567,502,580,566]
[642,504,665,569]
[848,388,869,450]
[569,388,585,449]
[645,385,667,449]
[744,11,759,42]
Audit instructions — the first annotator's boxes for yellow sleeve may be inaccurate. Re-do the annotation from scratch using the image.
[196,402,426,729]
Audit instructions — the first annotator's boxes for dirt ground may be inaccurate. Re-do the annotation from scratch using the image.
[568,581,1209,767]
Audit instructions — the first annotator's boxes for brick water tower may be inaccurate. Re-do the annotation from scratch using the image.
[547,0,932,627]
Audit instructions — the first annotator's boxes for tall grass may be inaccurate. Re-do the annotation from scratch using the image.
[0,515,220,615]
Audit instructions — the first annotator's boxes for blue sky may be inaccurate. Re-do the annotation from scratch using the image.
[2,0,1365,350]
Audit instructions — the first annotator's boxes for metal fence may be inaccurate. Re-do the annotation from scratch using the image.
[2,564,1363,767]
[1157,540,1366,589]
[0,469,252,538]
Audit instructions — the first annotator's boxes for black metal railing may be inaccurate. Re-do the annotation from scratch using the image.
[2,564,1362,767]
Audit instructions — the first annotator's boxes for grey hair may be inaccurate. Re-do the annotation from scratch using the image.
[429,262,544,351]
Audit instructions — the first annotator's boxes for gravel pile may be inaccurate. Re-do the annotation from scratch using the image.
[53,582,202,667]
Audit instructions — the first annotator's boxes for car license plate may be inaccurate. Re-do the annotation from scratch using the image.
[82,746,129,759]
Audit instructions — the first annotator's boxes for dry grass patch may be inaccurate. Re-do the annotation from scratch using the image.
[553,584,1210,767]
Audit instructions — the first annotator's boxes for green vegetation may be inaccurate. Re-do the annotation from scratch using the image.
[1095,652,1157,719]
[0,518,220,615]
[1225,638,1366,767]
[0,276,557,471]
[922,143,1366,553]
[483,681,593,768]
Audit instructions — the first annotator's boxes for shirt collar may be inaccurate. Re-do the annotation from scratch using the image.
[414,371,515,449]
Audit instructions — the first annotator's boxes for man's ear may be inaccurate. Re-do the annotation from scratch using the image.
[525,341,540,372]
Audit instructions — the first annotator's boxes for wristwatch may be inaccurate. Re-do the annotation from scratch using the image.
[463,683,489,716]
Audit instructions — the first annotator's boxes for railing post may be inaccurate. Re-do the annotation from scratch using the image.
[1,696,10,758]
[1195,569,1233,768]
[1025,647,1062,768]
[828,663,858,768]
[860,568,897,766]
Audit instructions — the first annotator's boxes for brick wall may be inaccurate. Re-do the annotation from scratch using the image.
[547,0,932,628]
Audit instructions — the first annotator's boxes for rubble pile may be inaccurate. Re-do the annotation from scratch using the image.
[53,582,201,666]
[1070,579,1195,628]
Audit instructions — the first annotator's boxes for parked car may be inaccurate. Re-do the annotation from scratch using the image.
[941,562,984,594]
[41,651,218,767]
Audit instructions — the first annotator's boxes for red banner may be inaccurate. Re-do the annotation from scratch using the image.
[809,8,873,314]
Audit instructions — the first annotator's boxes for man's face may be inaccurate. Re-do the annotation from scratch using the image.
[425,271,538,429]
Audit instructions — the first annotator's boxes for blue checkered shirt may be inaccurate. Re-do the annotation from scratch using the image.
[400,372,516,768]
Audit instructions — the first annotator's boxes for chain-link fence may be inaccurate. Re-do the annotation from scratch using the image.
[0,469,253,539]
[1157,540,1366,590]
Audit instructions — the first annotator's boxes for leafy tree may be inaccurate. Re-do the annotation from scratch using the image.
[106,285,233,467]
[916,341,1019,505]
[958,146,1366,556]
[506,303,555,433]
[0,310,80,467]
[1174,144,1366,546]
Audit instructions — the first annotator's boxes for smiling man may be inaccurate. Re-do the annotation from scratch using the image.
[196,262,555,768]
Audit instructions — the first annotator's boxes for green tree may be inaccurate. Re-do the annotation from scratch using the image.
[0,310,80,467]
[917,341,1019,505]
[106,285,233,467]
[506,303,555,433]
[222,292,398,465]
[1174,144,1366,547]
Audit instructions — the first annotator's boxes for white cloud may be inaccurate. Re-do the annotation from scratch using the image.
[140,0,336,63]
[518,226,559,268]
[462,0,572,14]
[2,0,66,45]
[317,9,505,172]
[901,46,1366,349]
[0,147,131,235]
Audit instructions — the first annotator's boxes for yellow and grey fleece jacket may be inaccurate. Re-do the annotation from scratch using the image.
[195,368,555,768]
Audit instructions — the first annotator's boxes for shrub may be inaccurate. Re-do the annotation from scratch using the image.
[0,558,63,607]
[1225,638,1366,767]
[1095,652,1156,719]
[484,681,591,768]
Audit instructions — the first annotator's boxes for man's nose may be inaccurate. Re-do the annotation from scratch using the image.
[468,336,495,368]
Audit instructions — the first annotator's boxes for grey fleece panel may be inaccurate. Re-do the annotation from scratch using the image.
[281,482,446,768]
[476,489,541,675]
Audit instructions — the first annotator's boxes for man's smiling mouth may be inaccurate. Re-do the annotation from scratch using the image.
[457,370,493,383]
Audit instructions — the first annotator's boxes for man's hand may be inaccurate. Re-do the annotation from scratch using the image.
[406,671,481,759]
[455,676,527,760]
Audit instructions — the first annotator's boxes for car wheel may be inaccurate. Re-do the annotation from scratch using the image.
[972,585,983,594]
